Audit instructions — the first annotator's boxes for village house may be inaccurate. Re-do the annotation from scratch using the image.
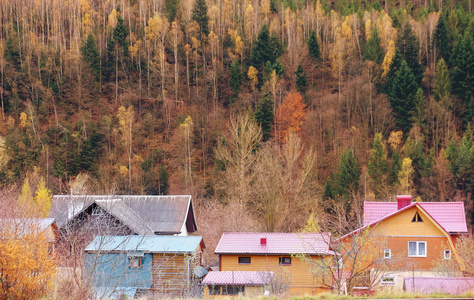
[339,195,469,292]
[206,232,335,296]
[48,195,198,264]
[0,218,58,253]
[84,235,205,299]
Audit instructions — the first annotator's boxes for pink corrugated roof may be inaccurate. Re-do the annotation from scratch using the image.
[404,277,474,295]
[215,232,334,255]
[202,271,274,286]
[363,202,468,233]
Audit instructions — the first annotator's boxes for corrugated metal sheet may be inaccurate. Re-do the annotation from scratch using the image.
[363,202,468,233]
[214,232,334,255]
[49,195,196,234]
[202,271,274,286]
[0,218,55,236]
[404,277,474,295]
[85,235,203,253]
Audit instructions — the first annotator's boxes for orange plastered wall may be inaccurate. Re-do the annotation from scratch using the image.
[220,254,330,295]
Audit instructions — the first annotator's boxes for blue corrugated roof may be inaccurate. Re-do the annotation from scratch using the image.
[85,235,203,253]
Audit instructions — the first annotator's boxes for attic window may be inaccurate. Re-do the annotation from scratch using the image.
[411,212,423,222]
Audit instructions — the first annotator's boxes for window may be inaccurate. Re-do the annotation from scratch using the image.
[209,286,221,295]
[384,249,391,259]
[279,257,291,265]
[129,257,142,268]
[91,207,103,216]
[238,257,251,264]
[381,276,396,285]
[444,250,451,259]
[223,286,244,295]
[408,241,427,257]
[411,212,423,222]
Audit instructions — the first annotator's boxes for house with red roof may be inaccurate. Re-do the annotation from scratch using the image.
[203,232,335,297]
[340,195,469,292]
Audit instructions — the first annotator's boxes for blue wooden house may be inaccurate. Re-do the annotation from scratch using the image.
[84,235,205,299]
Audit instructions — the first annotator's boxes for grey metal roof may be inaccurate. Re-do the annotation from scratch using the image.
[48,195,197,234]
[0,218,56,235]
[85,235,203,253]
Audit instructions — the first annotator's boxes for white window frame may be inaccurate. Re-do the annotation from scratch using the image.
[384,249,391,259]
[408,241,427,257]
[444,250,451,259]
[381,275,396,285]
[128,257,142,268]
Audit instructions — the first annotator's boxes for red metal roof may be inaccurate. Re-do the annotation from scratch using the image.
[215,232,334,255]
[202,271,274,286]
[404,277,474,295]
[363,201,468,233]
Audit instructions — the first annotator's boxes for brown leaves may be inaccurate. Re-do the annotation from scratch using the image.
[274,91,308,143]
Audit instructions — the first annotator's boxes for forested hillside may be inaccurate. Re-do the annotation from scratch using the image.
[0,0,473,255]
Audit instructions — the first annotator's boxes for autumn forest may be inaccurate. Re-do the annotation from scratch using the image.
[0,0,473,255]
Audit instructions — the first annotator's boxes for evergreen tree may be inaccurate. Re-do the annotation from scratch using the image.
[389,59,419,132]
[368,133,390,196]
[433,58,452,102]
[404,138,431,189]
[307,30,320,60]
[81,34,101,81]
[295,64,308,92]
[451,33,474,120]
[230,60,242,95]
[250,25,283,70]
[364,27,384,64]
[255,92,274,141]
[397,23,423,84]
[336,148,360,199]
[113,15,129,56]
[410,88,427,129]
[433,15,450,63]
[382,48,403,94]
[165,0,179,21]
[192,0,209,35]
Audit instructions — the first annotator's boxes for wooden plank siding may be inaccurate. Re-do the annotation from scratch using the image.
[220,254,331,295]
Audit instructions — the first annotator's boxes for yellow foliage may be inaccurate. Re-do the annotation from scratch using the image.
[398,157,414,194]
[300,212,321,232]
[365,19,372,40]
[388,130,403,150]
[261,0,270,16]
[108,9,118,29]
[244,3,256,38]
[83,13,92,36]
[18,178,32,208]
[19,112,28,129]
[376,11,397,49]
[381,40,395,77]
[341,16,353,40]
[119,165,129,176]
[247,66,258,91]
[80,0,91,13]
[180,116,194,134]
[0,225,57,299]
[34,176,52,217]
[146,13,169,42]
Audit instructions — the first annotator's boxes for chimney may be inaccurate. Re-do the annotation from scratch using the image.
[260,238,267,245]
[397,195,412,210]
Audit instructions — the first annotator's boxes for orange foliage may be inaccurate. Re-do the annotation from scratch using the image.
[274,91,308,143]
[0,222,56,299]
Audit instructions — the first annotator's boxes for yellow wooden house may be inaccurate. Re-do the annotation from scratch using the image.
[339,195,469,291]
[203,232,335,297]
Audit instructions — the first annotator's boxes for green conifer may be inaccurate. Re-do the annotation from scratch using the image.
[433,15,450,63]
[397,23,423,84]
[295,64,308,92]
[364,27,384,64]
[307,31,320,60]
[192,0,209,35]
[81,34,101,81]
[254,92,274,141]
[389,59,419,132]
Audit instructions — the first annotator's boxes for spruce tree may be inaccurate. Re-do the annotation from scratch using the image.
[336,148,360,199]
[250,25,283,70]
[364,27,384,64]
[433,15,450,63]
[254,92,274,141]
[382,48,403,95]
[165,0,179,21]
[451,33,474,120]
[113,15,129,56]
[192,0,209,35]
[404,138,431,189]
[230,60,242,95]
[397,23,423,84]
[295,64,308,92]
[307,30,320,60]
[433,58,451,102]
[368,133,390,195]
[410,88,427,129]
[81,34,101,81]
[389,59,419,132]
